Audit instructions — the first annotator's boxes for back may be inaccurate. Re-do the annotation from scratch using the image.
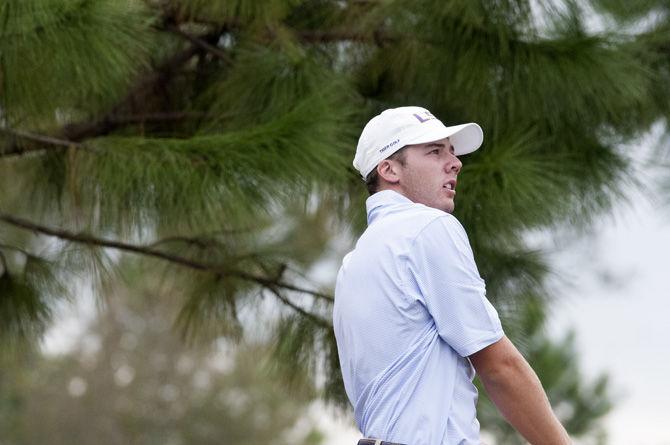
[333,190,503,445]
[334,192,443,392]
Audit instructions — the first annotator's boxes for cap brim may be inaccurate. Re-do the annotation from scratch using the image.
[405,123,483,156]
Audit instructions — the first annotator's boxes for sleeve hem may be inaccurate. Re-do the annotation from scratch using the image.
[457,329,505,357]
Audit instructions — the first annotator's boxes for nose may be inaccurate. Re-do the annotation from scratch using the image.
[446,153,462,174]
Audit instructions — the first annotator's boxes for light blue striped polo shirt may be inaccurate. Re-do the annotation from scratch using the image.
[333,190,504,445]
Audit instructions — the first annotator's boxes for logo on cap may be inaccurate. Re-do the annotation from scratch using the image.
[413,111,436,123]
[379,139,400,153]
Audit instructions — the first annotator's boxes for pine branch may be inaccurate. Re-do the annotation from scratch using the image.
[0,212,334,304]
[1,45,204,157]
[0,18,382,159]
[0,250,7,274]
[0,128,85,157]
[0,129,81,149]
[245,270,333,303]
[297,29,394,45]
[0,112,209,158]
[265,286,331,328]
[61,43,202,142]
[0,243,32,258]
[158,3,391,47]
[162,24,232,62]
[146,229,257,251]
[107,112,209,125]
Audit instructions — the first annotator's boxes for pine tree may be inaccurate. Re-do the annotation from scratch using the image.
[1,0,664,441]
[587,0,670,209]
[0,263,323,445]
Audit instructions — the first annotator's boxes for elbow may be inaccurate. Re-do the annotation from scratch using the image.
[477,351,528,385]
[469,336,531,386]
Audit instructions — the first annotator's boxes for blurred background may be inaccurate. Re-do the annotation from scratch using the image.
[1,0,669,444]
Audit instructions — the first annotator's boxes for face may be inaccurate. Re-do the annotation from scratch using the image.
[386,137,462,213]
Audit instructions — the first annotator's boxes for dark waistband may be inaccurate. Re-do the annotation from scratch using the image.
[358,439,407,445]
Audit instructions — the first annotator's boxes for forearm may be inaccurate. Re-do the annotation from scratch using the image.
[471,337,570,444]
[479,358,570,444]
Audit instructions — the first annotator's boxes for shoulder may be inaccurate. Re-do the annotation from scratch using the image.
[413,211,469,245]
[400,203,465,234]
[408,211,476,267]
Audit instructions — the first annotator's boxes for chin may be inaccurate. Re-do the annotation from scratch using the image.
[442,200,455,213]
[427,200,454,213]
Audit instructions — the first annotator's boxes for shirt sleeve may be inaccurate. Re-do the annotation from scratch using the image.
[406,215,503,357]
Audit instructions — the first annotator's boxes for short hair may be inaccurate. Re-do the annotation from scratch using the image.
[364,146,408,195]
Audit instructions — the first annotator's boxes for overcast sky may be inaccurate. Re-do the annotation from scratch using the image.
[546,173,670,444]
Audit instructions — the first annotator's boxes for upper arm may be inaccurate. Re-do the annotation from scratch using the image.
[407,215,503,356]
[469,335,523,378]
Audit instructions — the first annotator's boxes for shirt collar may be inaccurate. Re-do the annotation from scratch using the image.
[366,190,414,225]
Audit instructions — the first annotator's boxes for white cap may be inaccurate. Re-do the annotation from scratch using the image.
[353,106,484,178]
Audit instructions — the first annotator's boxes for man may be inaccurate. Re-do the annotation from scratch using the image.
[333,106,571,445]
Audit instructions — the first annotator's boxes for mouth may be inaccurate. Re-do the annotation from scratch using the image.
[442,179,457,192]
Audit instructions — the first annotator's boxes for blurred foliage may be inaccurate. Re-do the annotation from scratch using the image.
[0,267,322,445]
[477,299,612,445]
[0,0,155,127]
[1,0,670,442]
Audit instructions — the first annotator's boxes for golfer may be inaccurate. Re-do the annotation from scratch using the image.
[333,107,571,445]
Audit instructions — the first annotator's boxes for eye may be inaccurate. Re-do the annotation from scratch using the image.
[429,148,440,155]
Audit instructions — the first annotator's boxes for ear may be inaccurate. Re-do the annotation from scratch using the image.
[377,159,401,184]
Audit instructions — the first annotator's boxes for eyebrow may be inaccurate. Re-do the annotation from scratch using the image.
[423,142,455,152]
